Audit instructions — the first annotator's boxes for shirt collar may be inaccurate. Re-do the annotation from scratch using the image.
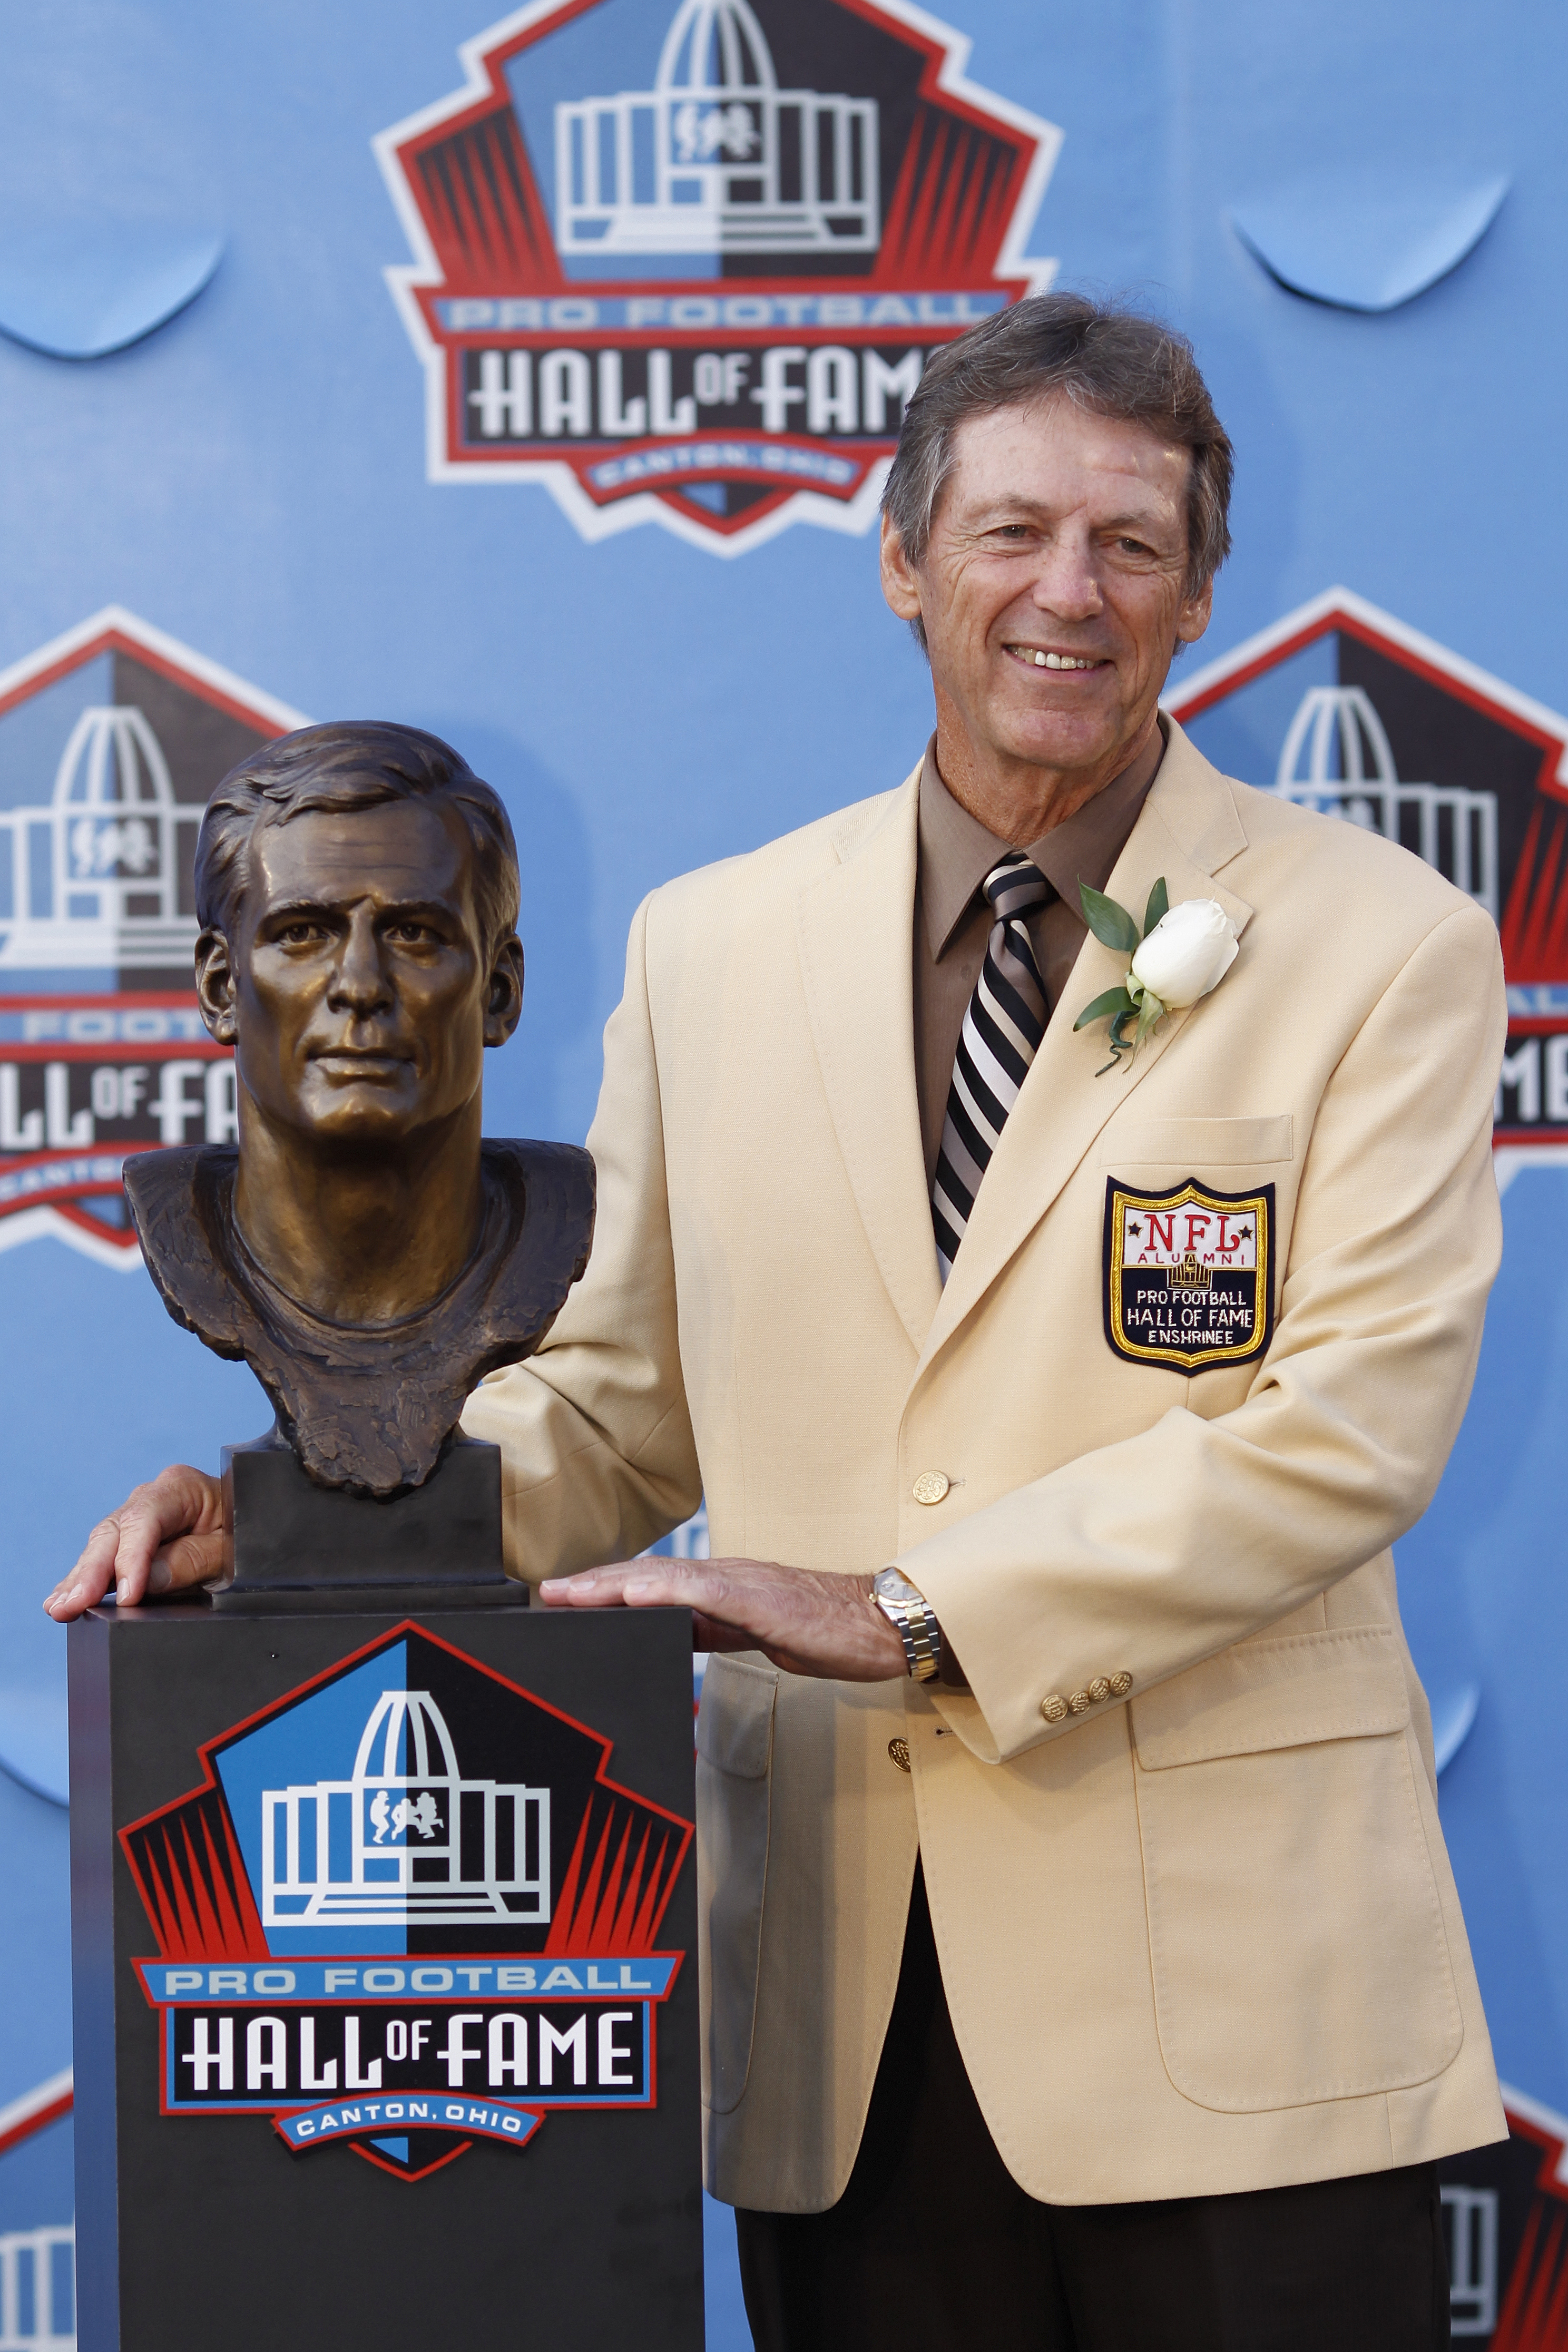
[917,724,1166,961]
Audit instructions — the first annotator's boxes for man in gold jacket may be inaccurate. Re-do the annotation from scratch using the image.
[62,296,1506,2349]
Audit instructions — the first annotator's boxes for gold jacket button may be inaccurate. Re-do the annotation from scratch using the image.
[1109,1670,1133,1697]
[1087,1676,1111,1704]
[912,1471,950,1506]
[888,1737,912,1772]
[1041,1694,1068,1723]
[1067,1690,1091,1714]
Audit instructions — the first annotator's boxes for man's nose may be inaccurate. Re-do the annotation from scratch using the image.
[327,915,393,1015]
[1027,527,1103,622]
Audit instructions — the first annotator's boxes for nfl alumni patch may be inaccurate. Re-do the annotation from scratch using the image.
[1103,1177,1275,1375]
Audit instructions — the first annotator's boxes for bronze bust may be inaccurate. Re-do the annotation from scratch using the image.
[124,722,594,1499]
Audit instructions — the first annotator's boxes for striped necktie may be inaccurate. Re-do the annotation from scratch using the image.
[932,852,1053,1284]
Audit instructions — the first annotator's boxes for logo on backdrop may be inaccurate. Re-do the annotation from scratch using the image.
[375,0,1061,551]
[121,1623,692,2182]
[1163,588,1568,1160]
[0,610,303,1265]
[1436,2086,1568,2344]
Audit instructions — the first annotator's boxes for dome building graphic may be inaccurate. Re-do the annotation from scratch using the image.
[0,2222,74,2347]
[1271,682,1500,923]
[262,1689,551,1930]
[554,0,879,259]
[0,704,203,974]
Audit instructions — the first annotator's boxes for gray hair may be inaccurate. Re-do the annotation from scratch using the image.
[194,721,520,959]
[883,293,1233,631]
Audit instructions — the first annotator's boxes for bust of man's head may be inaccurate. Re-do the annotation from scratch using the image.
[193,720,524,1184]
[123,722,594,1497]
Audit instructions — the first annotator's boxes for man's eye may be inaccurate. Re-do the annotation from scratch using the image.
[387,923,437,945]
[278,923,326,945]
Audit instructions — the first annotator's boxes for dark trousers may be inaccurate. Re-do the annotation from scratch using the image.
[737,1866,1450,2352]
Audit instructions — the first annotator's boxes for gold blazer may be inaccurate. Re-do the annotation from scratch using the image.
[465,718,1508,2211]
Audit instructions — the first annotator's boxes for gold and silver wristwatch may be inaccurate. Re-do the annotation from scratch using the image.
[872,1566,943,1682]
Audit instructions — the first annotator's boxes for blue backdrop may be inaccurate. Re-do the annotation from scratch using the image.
[0,2,1564,2344]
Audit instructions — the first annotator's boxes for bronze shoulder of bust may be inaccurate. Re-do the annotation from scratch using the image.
[124,1136,593,1497]
[124,719,595,1500]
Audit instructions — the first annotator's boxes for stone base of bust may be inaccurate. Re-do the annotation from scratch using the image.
[211,1430,526,1614]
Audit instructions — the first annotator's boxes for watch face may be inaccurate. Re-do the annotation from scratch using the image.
[874,1568,924,1606]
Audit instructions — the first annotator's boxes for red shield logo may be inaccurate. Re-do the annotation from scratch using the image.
[1165,588,1568,1174]
[375,0,1062,550]
[0,610,302,1261]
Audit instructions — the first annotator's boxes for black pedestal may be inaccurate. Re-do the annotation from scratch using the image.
[69,1599,704,2351]
[217,1433,524,1612]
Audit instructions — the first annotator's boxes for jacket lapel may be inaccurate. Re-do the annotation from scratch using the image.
[911,726,1255,1386]
[795,771,942,1355]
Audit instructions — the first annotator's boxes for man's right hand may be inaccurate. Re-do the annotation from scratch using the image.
[45,1466,227,1622]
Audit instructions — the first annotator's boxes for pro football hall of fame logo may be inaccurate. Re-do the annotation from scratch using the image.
[375,0,1062,551]
[0,610,302,1266]
[1165,586,1568,1183]
[122,1623,693,2182]
[1168,589,1568,2341]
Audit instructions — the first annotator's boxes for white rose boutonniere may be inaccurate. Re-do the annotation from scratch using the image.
[1073,878,1239,1074]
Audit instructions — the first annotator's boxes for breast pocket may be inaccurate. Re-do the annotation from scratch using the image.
[1097,1121,1294,1378]
[696,1654,778,2115]
[1131,1628,1462,2112]
[1097,1114,1294,1168]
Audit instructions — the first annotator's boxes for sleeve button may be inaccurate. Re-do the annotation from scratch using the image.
[1067,1691,1091,1715]
[1087,1676,1111,1703]
[1041,1694,1068,1723]
[1109,1671,1133,1697]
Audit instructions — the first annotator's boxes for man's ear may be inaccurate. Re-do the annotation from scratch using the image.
[879,512,925,625]
[1175,576,1213,646]
[484,936,524,1050]
[195,930,239,1045]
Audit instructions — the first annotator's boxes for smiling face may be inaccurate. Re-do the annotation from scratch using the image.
[881,393,1213,826]
[197,795,522,1154]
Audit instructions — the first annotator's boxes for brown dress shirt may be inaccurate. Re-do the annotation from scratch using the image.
[913,731,1165,1190]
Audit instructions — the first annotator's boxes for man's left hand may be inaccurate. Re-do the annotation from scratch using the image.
[538,1556,908,1681]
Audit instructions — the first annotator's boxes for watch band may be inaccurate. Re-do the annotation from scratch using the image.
[874,1587,943,1681]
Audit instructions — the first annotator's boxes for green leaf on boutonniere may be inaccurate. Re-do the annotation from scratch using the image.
[1073,985,1136,1033]
[1074,874,1174,1074]
[1078,881,1141,954]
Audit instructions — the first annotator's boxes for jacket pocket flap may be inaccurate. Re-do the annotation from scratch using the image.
[697,1655,779,1778]
[1099,1114,1293,1165]
[1132,1628,1409,1769]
